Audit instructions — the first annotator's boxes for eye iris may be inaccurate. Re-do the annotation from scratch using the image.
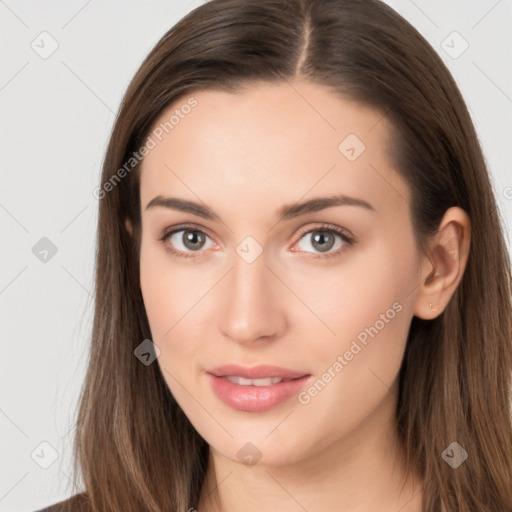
[183,231,205,250]
[311,231,335,252]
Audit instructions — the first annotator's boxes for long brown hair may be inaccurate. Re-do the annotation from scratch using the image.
[64,0,512,510]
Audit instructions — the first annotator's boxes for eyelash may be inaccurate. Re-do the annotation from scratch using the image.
[158,223,355,260]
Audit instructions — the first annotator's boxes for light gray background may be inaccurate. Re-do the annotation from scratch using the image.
[1,1,511,510]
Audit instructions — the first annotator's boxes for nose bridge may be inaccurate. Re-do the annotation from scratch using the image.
[217,244,285,343]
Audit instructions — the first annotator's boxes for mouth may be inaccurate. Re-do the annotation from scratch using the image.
[206,364,312,412]
[222,375,295,386]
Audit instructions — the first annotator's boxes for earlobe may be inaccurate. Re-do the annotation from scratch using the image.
[413,207,471,320]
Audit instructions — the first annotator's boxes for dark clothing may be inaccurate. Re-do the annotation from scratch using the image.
[34,493,90,512]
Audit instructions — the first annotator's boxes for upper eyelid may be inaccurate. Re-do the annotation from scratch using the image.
[295,223,353,240]
[161,223,216,242]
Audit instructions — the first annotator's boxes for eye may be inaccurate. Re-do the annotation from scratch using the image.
[159,223,355,260]
[159,226,216,258]
[292,224,354,258]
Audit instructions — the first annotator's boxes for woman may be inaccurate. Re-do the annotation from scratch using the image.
[37,0,512,510]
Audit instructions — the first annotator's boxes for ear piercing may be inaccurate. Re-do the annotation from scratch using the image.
[429,303,437,311]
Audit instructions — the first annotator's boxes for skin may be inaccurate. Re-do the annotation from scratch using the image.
[125,79,471,512]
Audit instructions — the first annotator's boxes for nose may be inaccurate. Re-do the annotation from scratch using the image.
[217,248,287,346]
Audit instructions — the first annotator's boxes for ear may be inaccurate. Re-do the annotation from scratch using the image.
[125,217,133,236]
[124,218,141,289]
[413,206,471,320]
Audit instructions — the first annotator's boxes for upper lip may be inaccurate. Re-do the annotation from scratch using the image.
[207,364,309,380]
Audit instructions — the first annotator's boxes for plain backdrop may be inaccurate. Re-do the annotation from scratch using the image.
[1,1,511,510]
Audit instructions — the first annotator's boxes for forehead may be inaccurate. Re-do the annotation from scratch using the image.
[139,80,409,220]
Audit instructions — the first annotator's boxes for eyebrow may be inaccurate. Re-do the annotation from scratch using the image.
[144,194,375,222]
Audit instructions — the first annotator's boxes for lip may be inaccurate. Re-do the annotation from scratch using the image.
[207,364,309,380]
[206,365,311,412]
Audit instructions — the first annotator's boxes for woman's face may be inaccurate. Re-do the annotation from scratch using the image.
[136,80,426,466]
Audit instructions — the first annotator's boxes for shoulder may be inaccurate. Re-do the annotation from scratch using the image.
[34,493,90,512]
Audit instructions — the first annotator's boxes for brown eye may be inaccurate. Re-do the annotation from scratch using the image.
[179,230,207,251]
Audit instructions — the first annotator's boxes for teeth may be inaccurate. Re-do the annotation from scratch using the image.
[225,376,285,386]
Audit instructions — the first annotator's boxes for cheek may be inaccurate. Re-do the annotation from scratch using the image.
[293,237,417,436]
[139,242,216,384]
[139,240,201,335]
[292,236,415,354]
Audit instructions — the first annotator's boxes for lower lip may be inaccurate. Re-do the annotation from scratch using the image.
[207,374,311,412]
